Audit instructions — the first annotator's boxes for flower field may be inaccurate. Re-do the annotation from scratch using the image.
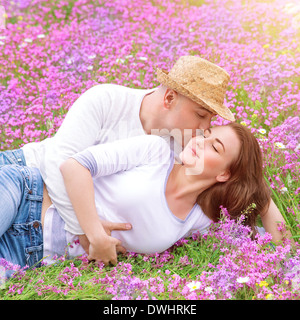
[0,0,300,300]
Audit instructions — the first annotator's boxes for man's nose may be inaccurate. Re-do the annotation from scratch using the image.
[199,122,210,131]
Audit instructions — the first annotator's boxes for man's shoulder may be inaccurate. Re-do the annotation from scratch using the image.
[75,84,141,109]
[80,84,158,106]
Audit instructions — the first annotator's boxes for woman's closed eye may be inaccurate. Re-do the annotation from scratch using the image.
[204,129,219,153]
[212,144,219,153]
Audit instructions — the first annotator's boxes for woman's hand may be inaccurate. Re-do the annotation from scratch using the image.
[78,234,120,264]
[88,233,121,265]
[260,199,291,243]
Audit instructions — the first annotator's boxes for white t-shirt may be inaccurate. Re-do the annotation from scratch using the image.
[21,84,157,234]
[43,135,212,262]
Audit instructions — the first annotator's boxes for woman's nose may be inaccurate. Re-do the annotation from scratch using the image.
[194,136,205,149]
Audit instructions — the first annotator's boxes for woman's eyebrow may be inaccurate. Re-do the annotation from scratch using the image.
[216,138,225,152]
[208,128,225,152]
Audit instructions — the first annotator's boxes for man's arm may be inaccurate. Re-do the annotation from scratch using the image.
[41,85,111,235]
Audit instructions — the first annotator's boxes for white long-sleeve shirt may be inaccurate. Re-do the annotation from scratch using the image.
[21,84,156,234]
[43,135,212,261]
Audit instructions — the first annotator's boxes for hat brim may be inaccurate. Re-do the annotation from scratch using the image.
[156,68,235,122]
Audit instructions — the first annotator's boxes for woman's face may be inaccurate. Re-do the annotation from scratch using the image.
[179,126,241,181]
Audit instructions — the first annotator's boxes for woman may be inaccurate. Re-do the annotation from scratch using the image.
[0,123,281,270]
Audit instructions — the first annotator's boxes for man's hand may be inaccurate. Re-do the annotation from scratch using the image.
[78,221,132,259]
[100,220,131,254]
[101,220,132,236]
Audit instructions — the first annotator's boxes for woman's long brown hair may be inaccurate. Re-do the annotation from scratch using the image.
[197,122,271,235]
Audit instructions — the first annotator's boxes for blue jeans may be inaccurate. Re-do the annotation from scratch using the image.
[0,149,44,272]
[0,149,27,166]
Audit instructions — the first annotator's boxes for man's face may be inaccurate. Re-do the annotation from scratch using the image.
[161,89,215,147]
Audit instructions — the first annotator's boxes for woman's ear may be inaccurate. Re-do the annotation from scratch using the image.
[216,170,231,183]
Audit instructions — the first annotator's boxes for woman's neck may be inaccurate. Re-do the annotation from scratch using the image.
[166,163,213,205]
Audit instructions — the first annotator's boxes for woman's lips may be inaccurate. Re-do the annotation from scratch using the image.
[190,146,198,157]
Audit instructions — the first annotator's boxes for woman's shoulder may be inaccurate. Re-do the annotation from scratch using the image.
[122,134,170,149]
[194,204,213,224]
[127,134,172,165]
[114,135,170,167]
[96,134,172,168]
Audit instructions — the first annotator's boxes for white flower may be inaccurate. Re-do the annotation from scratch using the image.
[24,38,33,43]
[236,276,250,284]
[0,36,6,40]
[187,281,201,291]
[116,58,125,64]
[139,56,147,61]
[87,65,93,70]
[18,43,27,48]
[0,41,4,45]
[204,286,213,293]
[66,58,74,65]
[274,142,286,149]
[280,187,288,194]
[88,54,96,59]
[258,128,266,135]
[37,34,45,39]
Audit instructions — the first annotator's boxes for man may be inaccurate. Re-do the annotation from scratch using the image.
[9,55,284,265]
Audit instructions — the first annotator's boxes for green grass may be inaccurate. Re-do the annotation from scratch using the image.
[0,234,223,300]
[1,0,299,301]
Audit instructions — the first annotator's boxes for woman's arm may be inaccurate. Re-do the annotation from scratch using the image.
[260,199,291,243]
[60,158,123,265]
[61,135,169,262]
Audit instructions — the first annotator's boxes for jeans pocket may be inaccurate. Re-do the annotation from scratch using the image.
[25,244,43,268]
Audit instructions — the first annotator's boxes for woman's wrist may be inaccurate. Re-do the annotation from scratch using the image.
[84,218,108,244]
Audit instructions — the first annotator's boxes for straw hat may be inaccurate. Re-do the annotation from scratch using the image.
[156,56,235,121]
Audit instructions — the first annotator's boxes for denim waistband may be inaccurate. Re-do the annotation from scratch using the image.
[0,149,27,166]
